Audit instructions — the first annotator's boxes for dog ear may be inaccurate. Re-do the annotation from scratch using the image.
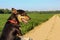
[12,8,17,14]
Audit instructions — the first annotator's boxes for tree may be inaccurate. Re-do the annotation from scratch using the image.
[0,9,4,14]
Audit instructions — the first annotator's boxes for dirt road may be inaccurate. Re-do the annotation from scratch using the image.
[23,15,60,40]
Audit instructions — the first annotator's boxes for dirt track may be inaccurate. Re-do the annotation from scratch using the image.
[23,15,60,40]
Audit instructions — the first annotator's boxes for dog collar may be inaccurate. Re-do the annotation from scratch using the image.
[8,20,17,24]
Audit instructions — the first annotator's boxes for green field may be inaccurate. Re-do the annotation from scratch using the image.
[0,13,54,34]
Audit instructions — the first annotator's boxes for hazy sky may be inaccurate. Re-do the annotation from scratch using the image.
[0,0,60,11]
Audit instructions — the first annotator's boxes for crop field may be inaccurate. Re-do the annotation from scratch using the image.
[0,13,54,34]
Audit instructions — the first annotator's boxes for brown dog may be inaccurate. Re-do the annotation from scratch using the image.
[0,8,31,40]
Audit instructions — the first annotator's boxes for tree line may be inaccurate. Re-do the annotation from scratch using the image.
[0,9,11,14]
[0,8,60,14]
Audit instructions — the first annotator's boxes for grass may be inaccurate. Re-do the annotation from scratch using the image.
[0,13,54,34]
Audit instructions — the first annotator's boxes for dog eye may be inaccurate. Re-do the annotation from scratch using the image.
[21,14,27,16]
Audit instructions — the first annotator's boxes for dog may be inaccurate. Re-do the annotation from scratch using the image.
[0,8,31,40]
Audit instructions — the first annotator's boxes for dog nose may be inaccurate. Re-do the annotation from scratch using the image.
[26,16,31,20]
[29,18,31,20]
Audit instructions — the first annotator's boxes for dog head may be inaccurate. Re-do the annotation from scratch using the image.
[12,8,31,24]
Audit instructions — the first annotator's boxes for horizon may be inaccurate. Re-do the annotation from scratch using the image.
[0,0,60,11]
[0,8,60,11]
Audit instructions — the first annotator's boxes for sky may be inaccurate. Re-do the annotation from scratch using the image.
[0,0,60,11]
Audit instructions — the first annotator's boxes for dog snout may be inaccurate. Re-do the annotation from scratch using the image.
[26,16,31,20]
[29,17,31,20]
